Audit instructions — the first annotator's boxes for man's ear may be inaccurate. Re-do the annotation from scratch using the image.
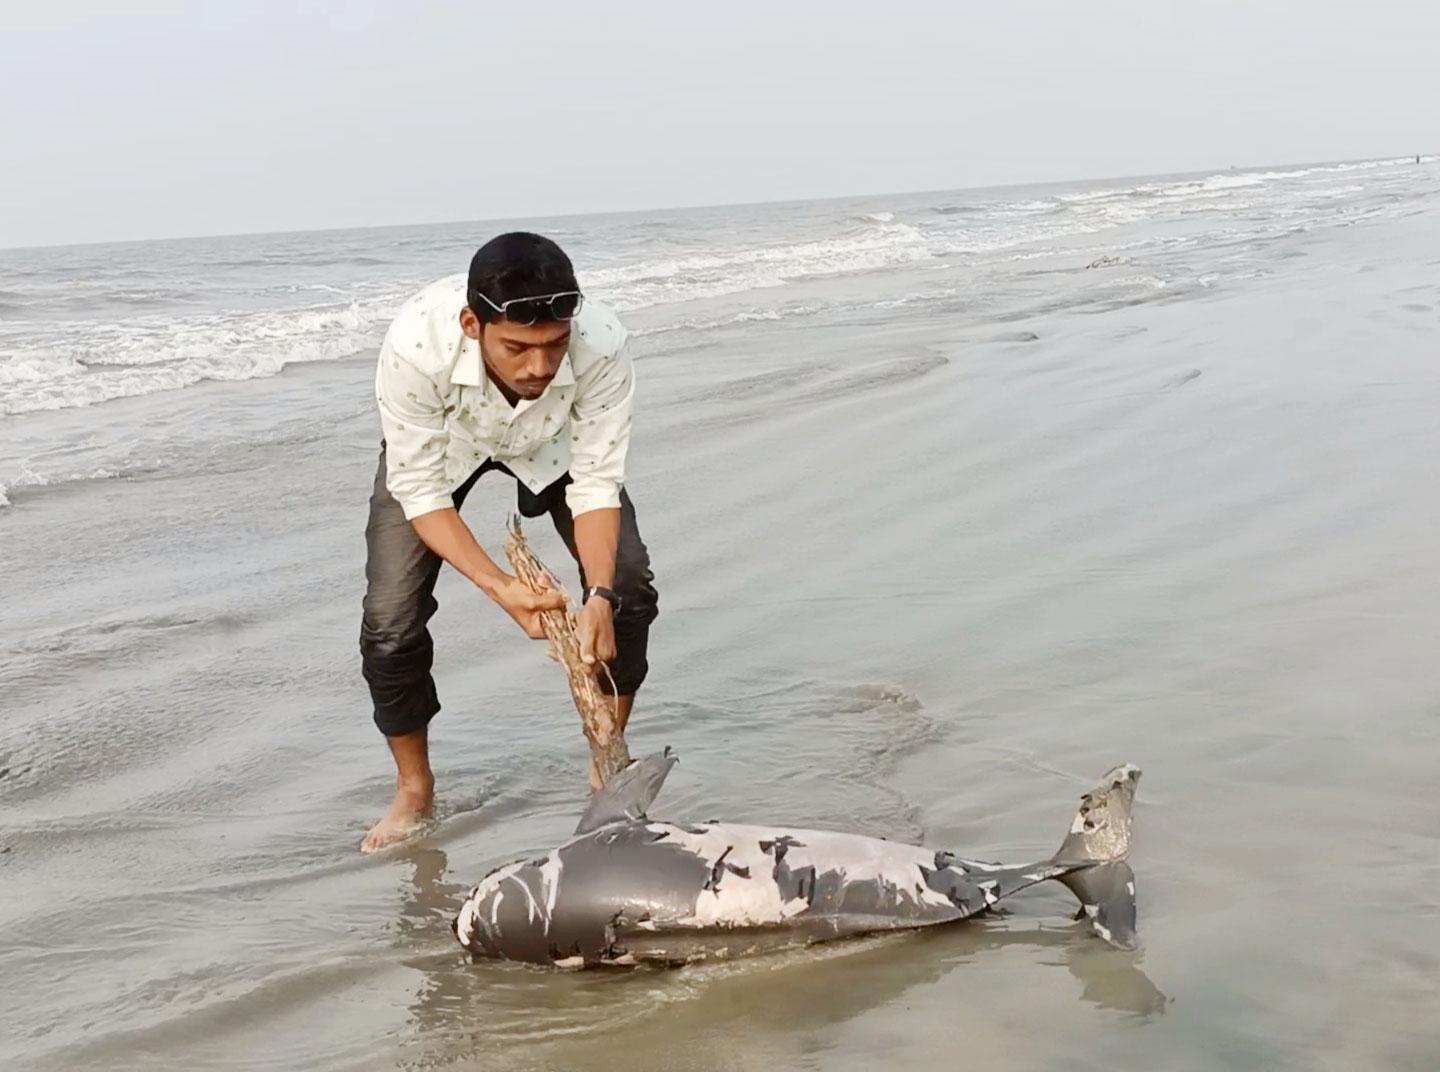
[459,306,483,340]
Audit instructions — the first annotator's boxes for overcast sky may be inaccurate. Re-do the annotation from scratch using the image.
[3,0,1437,248]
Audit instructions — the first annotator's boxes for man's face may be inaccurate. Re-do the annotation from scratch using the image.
[461,308,570,401]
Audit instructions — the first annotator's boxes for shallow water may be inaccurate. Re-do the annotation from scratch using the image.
[3,159,1440,1069]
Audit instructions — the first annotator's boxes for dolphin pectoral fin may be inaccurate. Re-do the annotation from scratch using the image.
[1059,861,1137,950]
[574,748,680,835]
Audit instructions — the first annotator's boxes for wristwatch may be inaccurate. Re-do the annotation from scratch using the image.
[582,585,622,613]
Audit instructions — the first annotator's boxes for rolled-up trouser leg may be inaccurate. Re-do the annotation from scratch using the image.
[359,448,487,736]
[547,486,659,695]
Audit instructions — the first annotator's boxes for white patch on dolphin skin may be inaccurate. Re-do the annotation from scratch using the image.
[553,955,584,969]
[1094,922,1113,944]
[457,859,537,938]
[455,898,478,946]
[457,872,517,946]
[977,880,999,907]
[688,877,810,928]
[468,860,525,904]
[1127,881,1135,895]
[505,870,543,924]
[644,822,958,928]
[660,825,808,927]
[1084,904,1099,919]
[460,850,565,937]
[537,850,565,927]
[958,858,1006,872]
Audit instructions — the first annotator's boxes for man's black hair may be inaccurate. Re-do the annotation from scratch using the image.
[466,232,578,323]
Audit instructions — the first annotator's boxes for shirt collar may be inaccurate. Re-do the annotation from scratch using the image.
[549,354,576,390]
[452,336,484,386]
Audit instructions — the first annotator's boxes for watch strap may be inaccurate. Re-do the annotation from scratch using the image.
[582,585,621,612]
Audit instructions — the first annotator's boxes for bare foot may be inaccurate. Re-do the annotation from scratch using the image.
[361,779,434,853]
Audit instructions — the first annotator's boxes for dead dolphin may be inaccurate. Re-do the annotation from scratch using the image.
[454,750,1141,967]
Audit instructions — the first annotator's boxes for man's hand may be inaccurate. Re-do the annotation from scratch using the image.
[576,595,617,667]
[488,574,566,638]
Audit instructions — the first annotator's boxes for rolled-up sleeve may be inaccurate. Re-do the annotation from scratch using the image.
[565,342,635,517]
[375,334,453,520]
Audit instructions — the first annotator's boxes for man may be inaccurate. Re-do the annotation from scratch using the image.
[359,232,658,853]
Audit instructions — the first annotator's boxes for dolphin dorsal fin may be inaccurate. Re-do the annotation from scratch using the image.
[574,748,679,835]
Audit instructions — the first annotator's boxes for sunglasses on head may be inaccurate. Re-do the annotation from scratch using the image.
[471,289,584,325]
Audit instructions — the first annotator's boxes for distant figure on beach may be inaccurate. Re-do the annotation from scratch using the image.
[358,233,659,852]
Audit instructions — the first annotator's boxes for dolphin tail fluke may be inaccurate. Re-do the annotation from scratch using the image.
[1052,765,1141,950]
[1058,860,1137,950]
[574,748,679,834]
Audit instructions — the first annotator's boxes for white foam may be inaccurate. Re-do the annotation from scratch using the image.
[1059,186,1132,204]
[1,222,932,414]
[873,287,960,309]
[630,303,830,338]
[0,298,393,416]
[1056,156,1414,213]
[1197,173,1265,192]
[583,223,932,310]
[985,199,1060,217]
[1110,274,1169,290]
[936,217,1109,256]
[0,460,122,507]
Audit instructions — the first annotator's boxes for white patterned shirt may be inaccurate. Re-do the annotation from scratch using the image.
[374,274,634,520]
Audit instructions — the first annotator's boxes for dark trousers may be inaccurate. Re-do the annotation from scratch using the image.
[359,448,659,737]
